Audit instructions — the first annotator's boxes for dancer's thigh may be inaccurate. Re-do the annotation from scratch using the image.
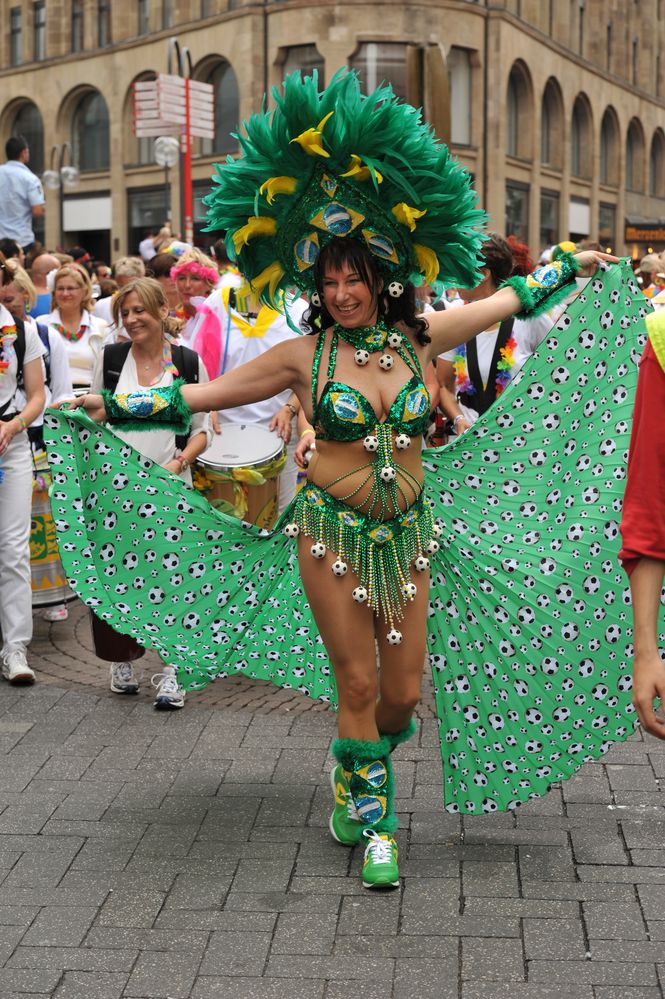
[297,536,377,675]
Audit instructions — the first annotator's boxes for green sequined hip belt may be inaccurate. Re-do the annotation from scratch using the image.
[283,483,441,643]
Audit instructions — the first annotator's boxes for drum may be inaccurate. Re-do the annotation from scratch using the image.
[30,455,75,607]
[195,423,286,529]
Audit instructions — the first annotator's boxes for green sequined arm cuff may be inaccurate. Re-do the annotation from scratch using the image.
[502,251,581,320]
[101,378,192,434]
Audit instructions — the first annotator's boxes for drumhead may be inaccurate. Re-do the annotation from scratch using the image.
[199,423,285,470]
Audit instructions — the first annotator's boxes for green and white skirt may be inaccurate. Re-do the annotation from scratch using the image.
[44,260,660,814]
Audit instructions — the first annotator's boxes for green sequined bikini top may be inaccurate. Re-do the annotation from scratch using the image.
[311,325,430,443]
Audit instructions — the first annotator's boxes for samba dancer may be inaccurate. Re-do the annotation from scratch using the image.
[57,73,632,889]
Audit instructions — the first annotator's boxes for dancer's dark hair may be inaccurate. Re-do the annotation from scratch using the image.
[301,238,431,345]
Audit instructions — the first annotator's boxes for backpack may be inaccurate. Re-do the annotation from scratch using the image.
[102,341,200,451]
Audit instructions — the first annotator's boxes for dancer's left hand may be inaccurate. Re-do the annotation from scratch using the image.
[269,406,293,444]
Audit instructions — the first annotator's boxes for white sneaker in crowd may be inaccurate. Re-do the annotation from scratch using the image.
[109,661,139,695]
[2,649,36,685]
[151,666,185,710]
[43,604,69,623]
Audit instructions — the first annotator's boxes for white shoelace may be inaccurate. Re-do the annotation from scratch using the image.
[363,829,393,864]
[151,670,179,695]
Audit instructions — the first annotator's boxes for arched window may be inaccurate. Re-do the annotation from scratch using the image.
[599,108,619,186]
[626,118,645,192]
[570,95,592,178]
[199,60,239,157]
[124,72,157,167]
[649,129,665,198]
[72,91,110,171]
[540,78,563,169]
[10,101,44,176]
[506,62,533,160]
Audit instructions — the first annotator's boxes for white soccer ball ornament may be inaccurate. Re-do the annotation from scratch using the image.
[386,628,403,645]
[352,586,369,603]
[394,433,411,450]
[387,282,404,298]
[283,522,300,538]
[354,349,370,366]
[310,542,326,559]
[331,559,348,577]
[414,555,430,572]
[380,465,397,482]
[378,353,394,370]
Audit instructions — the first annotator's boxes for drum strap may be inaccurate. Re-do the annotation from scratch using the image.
[102,341,200,450]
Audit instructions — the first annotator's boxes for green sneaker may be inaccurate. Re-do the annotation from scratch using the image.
[361,829,400,889]
[329,764,365,846]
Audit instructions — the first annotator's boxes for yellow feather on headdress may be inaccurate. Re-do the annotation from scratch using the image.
[259,176,298,205]
[290,111,334,158]
[414,244,439,284]
[232,216,277,253]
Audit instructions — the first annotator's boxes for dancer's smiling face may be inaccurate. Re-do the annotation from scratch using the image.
[321,262,379,329]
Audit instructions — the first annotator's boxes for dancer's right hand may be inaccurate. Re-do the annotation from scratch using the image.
[633,650,665,739]
[67,393,107,423]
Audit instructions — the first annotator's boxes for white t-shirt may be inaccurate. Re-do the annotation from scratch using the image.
[36,309,108,387]
[195,286,305,426]
[0,305,45,414]
[90,349,212,485]
[441,327,503,388]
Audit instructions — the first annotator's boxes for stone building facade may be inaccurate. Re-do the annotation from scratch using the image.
[0,0,663,260]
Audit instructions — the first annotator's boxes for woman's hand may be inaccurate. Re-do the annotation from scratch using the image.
[0,419,19,457]
[211,411,221,435]
[633,650,665,739]
[163,459,183,476]
[453,416,472,435]
[269,406,294,444]
[573,250,620,277]
[295,431,315,468]
[67,393,107,423]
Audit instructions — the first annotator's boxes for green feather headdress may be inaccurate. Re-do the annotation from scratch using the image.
[205,69,487,307]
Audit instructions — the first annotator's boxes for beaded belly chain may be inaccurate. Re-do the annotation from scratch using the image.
[282,318,442,643]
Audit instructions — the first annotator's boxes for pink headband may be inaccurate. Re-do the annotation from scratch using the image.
[170,260,218,285]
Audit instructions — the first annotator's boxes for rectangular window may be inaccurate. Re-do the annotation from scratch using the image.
[162,0,173,28]
[201,0,214,14]
[505,181,529,243]
[448,47,472,145]
[598,202,616,250]
[138,0,149,35]
[350,43,408,103]
[71,0,84,53]
[540,190,559,248]
[569,196,590,241]
[98,0,111,47]
[10,7,22,66]
[34,1,46,61]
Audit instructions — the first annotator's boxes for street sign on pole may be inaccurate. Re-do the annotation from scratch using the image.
[133,74,215,140]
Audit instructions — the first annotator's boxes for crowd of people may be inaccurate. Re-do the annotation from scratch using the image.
[0,67,663,894]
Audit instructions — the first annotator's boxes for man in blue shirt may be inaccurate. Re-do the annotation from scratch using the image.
[0,136,45,253]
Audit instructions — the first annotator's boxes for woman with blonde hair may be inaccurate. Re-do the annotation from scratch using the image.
[89,276,212,706]
[36,263,107,389]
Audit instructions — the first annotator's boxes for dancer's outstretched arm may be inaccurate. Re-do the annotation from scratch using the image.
[423,250,618,360]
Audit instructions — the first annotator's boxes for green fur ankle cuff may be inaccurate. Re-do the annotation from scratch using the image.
[331,735,392,771]
[381,717,417,751]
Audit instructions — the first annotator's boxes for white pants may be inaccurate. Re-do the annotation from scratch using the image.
[0,431,33,654]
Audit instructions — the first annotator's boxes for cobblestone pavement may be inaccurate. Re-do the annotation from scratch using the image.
[0,602,663,998]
